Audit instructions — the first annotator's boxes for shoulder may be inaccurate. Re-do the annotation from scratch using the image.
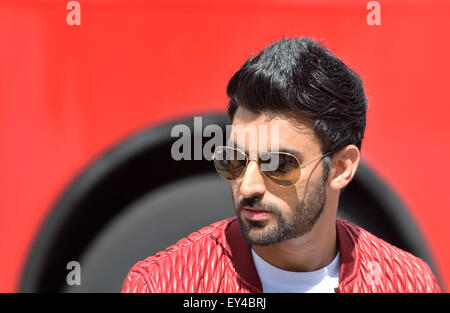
[122,217,235,293]
[338,218,441,292]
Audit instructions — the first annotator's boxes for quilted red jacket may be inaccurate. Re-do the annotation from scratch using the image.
[121,217,441,293]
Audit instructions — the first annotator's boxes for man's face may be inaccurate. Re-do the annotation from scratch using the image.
[229,106,329,246]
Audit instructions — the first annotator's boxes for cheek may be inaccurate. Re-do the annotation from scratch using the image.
[230,182,240,200]
[294,169,320,197]
[293,184,306,201]
[268,188,302,217]
[266,191,297,214]
[278,195,299,216]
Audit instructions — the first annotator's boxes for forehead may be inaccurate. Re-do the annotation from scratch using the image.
[229,107,321,155]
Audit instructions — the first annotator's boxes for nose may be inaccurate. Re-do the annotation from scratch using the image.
[239,160,266,199]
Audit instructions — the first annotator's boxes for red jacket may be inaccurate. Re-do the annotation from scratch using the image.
[121,217,441,293]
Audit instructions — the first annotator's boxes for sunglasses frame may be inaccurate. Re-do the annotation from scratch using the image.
[212,145,332,187]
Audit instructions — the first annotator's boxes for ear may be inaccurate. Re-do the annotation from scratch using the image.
[328,145,360,191]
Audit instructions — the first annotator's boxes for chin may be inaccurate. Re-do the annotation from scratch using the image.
[238,218,283,246]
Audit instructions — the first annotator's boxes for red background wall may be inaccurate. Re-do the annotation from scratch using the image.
[1,0,449,292]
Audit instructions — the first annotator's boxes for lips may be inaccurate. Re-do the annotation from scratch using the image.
[243,205,268,212]
[241,206,272,221]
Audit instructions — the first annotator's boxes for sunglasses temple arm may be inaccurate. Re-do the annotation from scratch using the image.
[300,152,332,169]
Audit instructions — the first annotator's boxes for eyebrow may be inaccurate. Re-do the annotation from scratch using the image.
[227,141,304,161]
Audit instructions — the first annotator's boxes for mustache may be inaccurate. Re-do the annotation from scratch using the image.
[236,197,279,213]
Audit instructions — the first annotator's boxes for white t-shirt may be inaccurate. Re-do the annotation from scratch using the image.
[251,248,340,293]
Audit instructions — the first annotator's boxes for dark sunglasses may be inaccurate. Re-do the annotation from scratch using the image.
[212,145,331,187]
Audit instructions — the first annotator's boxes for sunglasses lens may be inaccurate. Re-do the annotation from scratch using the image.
[259,152,300,186]
[213,146,247,180]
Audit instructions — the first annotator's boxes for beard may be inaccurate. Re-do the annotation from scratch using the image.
[233,177,327,246]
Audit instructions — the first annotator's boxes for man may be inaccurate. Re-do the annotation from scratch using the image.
[122,37,441,293]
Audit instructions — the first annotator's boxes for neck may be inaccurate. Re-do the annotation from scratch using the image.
[251,211,338,272]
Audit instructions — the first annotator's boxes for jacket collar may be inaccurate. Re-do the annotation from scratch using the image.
[335,218,358,291]
[224,217,357,292]
[225,218,263,292]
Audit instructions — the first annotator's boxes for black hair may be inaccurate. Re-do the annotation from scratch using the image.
[226,37,368,159]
